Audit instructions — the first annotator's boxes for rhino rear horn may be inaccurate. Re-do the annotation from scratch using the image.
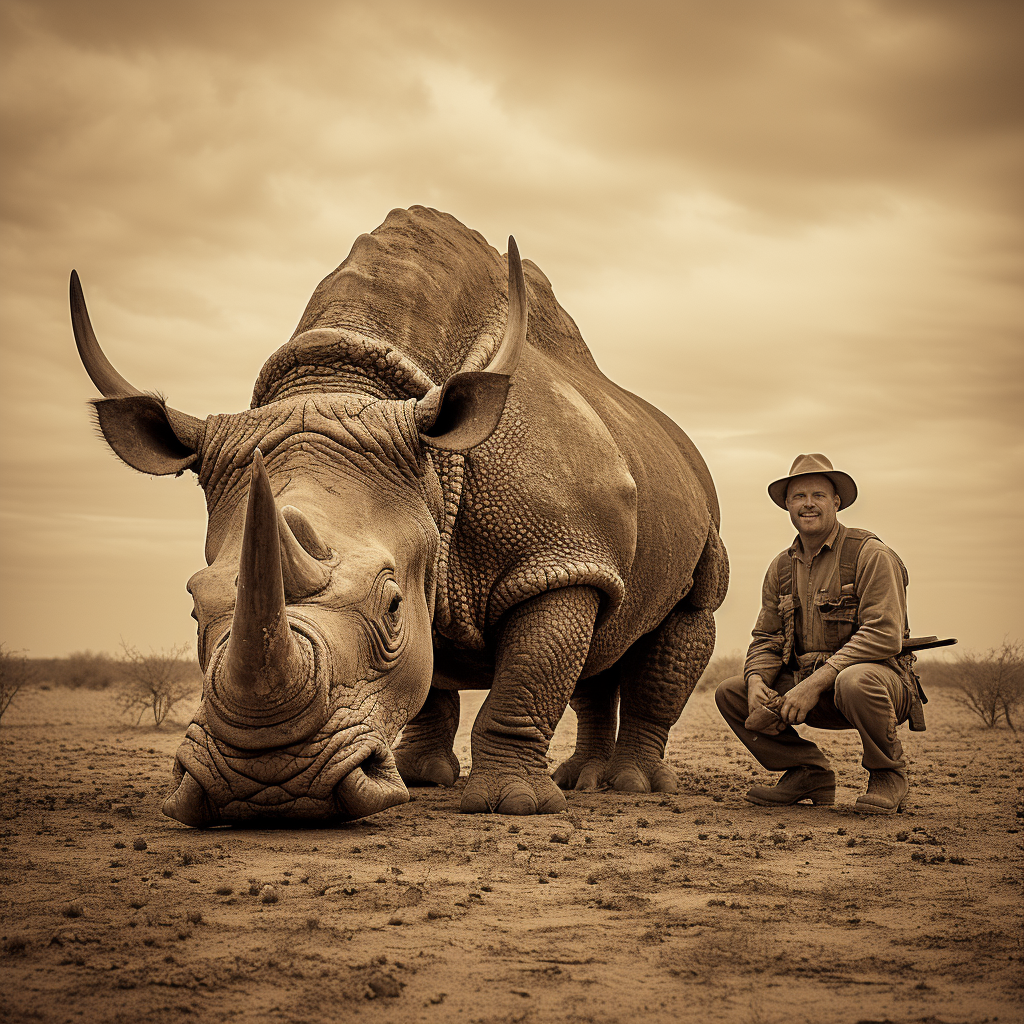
[278,506,332,600]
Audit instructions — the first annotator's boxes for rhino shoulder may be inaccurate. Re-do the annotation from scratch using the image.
[448,367,639,637]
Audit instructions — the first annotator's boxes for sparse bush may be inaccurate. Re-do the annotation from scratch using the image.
[51,651,119,689]
[116,641,200,727]
[945,639,1024,731]
[694,651,744,692]
[0,644,35,723]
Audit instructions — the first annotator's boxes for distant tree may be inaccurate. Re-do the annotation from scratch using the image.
[695,652,744,692]
[54,651,119,690]
[949,639,1023,732]
[0,644,35,723]
[116,641,201,727]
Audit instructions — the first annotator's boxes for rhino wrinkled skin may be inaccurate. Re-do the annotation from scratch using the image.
[72,207,728,826]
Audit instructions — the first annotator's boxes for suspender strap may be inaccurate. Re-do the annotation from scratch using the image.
[777,552,796,666]
[838,528,876,591]
[777,551,794,599]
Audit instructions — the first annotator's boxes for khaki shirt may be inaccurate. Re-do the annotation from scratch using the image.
[744,521,908,685]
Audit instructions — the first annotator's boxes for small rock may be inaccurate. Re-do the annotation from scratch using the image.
[367,972,401,998]
[397,885,423,907]
[133,838,148,851]
[259,885,278,905]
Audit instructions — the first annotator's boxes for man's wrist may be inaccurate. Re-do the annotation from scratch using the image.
[808,664,838,691]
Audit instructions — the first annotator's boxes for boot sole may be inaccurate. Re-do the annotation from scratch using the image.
[853,798,907,815]
[745,786,836,807]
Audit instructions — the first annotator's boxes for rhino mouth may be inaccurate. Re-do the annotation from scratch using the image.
[162,722,409,827]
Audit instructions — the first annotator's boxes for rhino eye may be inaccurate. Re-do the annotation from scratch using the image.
[368,580,404,660]
[380,580,403,631]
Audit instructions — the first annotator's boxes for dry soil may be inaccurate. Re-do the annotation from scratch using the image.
[1,683,1021,1024]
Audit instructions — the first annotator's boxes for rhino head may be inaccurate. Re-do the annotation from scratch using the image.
[71,238,528,827]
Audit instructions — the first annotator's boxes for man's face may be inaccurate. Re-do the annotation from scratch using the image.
[785,474,840,541]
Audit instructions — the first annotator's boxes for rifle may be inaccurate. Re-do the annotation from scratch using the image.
[743,637,957,734]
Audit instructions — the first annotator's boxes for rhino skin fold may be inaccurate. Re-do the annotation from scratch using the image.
[71,206,728,826]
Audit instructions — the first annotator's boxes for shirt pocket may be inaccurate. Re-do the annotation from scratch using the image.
[814,588,858,650]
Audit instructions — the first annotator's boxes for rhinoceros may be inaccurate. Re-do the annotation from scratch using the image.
[72,206,728,825]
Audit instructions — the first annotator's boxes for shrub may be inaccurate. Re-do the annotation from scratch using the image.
[946,639,1023,731]
[51,651,119,689]
[116,641,201,727]
[0,644,35,723]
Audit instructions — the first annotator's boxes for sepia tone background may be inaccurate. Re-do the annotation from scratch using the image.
[1,0,1021,659]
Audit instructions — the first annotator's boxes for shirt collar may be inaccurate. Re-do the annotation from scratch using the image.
[789,520,842,561]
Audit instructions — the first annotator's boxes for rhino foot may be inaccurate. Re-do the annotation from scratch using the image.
[603,760,679,794]
[460,770,567,815]
[552,755,606,791]
[394,748,461,788]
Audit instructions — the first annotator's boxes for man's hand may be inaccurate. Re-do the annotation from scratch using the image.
[746,675,778,717]
[778,665,837,725]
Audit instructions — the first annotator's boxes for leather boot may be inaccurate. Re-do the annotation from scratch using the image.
[854,770,908,814]
[745,766,836,807]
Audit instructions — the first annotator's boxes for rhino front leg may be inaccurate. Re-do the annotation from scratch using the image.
[603,602,716,793]
[461,586,601,815]
[552,671,618,791]
[394,687,462,787]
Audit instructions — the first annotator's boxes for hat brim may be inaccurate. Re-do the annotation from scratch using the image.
[768,471,857,511]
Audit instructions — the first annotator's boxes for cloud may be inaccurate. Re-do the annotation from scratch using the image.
[0,0,1020,655]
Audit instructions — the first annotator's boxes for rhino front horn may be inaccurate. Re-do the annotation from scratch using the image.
[213,449,314,719]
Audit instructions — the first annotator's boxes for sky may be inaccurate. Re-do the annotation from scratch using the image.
[1,0,1021,660]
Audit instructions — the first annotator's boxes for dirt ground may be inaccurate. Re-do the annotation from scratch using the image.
[1,681,1021,1024]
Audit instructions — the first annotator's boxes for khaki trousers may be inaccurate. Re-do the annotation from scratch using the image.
[715,663,914,774]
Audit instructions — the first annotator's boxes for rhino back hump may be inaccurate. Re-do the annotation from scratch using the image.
[256,207,601,403]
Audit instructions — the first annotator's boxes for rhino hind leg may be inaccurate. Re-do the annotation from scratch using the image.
[461,586,601,815]
[552,671,619,791]
[394,687,462,787]
[602,601,717,793]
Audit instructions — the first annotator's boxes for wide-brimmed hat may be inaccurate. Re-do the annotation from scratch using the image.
[768,454,857,510]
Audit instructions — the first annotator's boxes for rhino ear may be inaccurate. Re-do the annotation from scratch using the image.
[93,395,202,476]
[415,371,511,453]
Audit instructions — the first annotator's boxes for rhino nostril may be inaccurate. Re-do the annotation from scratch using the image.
[359,749,391,785]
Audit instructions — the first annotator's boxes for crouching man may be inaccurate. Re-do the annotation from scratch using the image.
[716,454,925,815]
